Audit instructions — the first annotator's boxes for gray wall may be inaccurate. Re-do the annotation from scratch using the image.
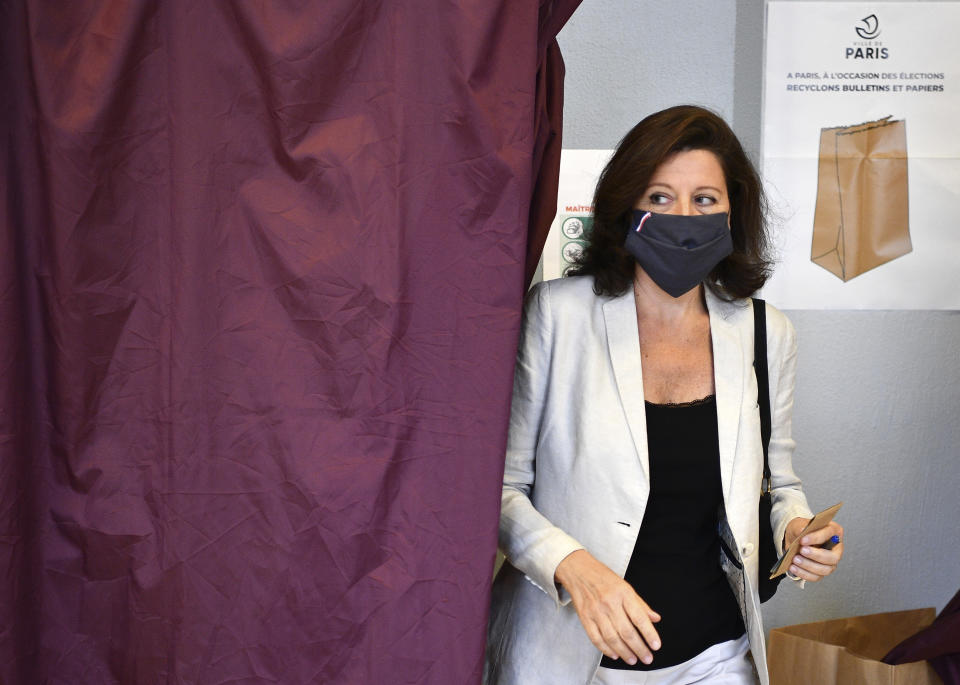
[556,0,960,634]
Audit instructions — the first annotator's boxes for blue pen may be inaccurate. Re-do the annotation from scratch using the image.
[822,535,841,550]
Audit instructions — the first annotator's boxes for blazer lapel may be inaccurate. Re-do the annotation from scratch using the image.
[603,292,650,484]
[707,290,745,504]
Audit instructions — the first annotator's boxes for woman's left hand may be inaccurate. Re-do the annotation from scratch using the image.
[782,517,844,582]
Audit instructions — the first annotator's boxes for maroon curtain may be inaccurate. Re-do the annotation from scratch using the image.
[0,2,579,683]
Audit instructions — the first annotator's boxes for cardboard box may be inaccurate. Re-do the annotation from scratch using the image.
[768,608,942,684]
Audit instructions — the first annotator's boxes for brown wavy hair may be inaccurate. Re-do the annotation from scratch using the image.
[567,105,772,299]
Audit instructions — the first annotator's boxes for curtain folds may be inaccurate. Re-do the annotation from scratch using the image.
[0,1,580,683]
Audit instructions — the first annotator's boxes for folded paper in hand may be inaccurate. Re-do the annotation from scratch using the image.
[770,502,842,579]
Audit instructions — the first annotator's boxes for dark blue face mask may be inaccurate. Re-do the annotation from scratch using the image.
[624,210,734,297]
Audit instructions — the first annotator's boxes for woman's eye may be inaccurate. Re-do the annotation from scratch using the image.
[649,193,670,205]
[695,195,717,206]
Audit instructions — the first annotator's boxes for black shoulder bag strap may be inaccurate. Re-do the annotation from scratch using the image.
[753,298,771,476]
[752,297,782,602]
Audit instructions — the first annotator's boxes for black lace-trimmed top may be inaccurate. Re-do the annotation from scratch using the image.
[599,394,745,671]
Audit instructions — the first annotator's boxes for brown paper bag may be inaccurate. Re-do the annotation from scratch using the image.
[811,116,912,281]
[768,608,943,684]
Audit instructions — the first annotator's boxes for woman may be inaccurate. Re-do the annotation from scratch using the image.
[486,106,843,685]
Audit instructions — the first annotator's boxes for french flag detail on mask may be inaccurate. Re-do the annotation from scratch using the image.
[635,211,652,233]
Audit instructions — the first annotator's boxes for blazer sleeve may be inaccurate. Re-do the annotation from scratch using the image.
[765,304,815,552]
[499,281,584,606]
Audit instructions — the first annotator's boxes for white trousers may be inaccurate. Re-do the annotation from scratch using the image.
[590,635,756,685]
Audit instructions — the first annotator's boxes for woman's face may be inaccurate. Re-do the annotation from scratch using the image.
[634,149,730,217]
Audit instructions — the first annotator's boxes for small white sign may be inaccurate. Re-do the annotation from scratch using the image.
[543,150,612,281]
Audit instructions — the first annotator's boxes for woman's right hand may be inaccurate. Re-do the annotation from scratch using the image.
[554,549,662,666]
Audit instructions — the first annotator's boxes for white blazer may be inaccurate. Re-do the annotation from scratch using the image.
[486,275,813,685]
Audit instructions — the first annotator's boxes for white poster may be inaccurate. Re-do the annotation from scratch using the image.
[542,150,612,281]
[761,2,960,309]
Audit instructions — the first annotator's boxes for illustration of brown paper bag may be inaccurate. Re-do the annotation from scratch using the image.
[811,116,911,281]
